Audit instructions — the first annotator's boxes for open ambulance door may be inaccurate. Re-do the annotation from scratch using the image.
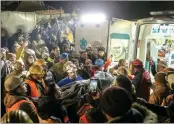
[107,18,136,71]
[133,12,174,76]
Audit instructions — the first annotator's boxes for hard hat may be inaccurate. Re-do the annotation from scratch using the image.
[60,53,68,60]
[133,59,143,67]
[34,59,47,66]
[29,64,45,75]
[1,110,33,123]
[14,60,24,71]
[66,63,77,73]
[95,59,105,67]
[5,76,23,91]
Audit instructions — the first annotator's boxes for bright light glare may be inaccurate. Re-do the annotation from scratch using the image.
[81,13,106,23]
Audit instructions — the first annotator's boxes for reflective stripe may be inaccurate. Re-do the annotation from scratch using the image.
[25,79,41,97]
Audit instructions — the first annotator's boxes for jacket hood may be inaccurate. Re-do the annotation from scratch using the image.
[4,93,29,108]
[132,102,158,123]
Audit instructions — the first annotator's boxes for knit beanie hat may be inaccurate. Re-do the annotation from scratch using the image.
[99,87,132,118]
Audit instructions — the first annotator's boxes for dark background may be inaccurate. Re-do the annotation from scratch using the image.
[1,1,174,20]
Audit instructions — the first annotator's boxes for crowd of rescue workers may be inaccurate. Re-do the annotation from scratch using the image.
[1,29,174,123]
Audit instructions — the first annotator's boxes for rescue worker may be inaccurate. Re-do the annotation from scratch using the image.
[34,59,56,86]
[24,64,46,101]
[57,62,83,87]
[97,47,106,62]
[51,53,69,82]
[16,37,29,60]
[47,46,60,68]
[4,76,39,123]
[1,110,33,123]
[23,49,37,70]
[91,59,105,77]
[132,59,152,101]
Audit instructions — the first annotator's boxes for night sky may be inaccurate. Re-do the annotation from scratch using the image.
[2,1,174,20]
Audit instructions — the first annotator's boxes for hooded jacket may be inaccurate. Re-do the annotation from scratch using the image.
[109,103,158,123]
[4,92,39,123]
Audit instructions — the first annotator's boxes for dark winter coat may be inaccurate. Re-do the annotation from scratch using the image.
[137,99,174,123]
[4,92,39,123]
[37,96,67,122]
[109,103,158,123]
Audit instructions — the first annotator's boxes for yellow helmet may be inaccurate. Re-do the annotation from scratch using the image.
[34,59,47,66]
[29,64,45,75]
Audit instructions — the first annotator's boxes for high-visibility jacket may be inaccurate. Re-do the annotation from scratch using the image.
[6,99,37,113]
[6,99,49,123]
[25,79,45,98]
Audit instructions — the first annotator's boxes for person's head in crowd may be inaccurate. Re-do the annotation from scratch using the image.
[72,58,80,69]
[23,49,36,67]
[157,60,168,72]
[4,47,9,54]
[112,75,136,102]
[1,48,6,60]
[132,59,143,75]
[84,59,93,72]
[117,66,128,76]
[99,87,132,122]
[166,71,174,90]
[5,76,27,95]
[60,53,69,62]
[94,59,105,71]
[66,63,78,80]
[14,60,25,72]
[7,53,16,63]
[36,34,41,41]
[41,47,49,54]
[63,44,70,53]
[51,46,60,58]
[86,44,93,55]
[34,59,48,73]
[98,47,105,57]
[42,53,49,60]
[154,72,167,86]
[118,59,126,67]
[113,75,132,93]
[29,64,45,82]
[80,50,88,59]
[1,110,33,123]
[164,67,174,73]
